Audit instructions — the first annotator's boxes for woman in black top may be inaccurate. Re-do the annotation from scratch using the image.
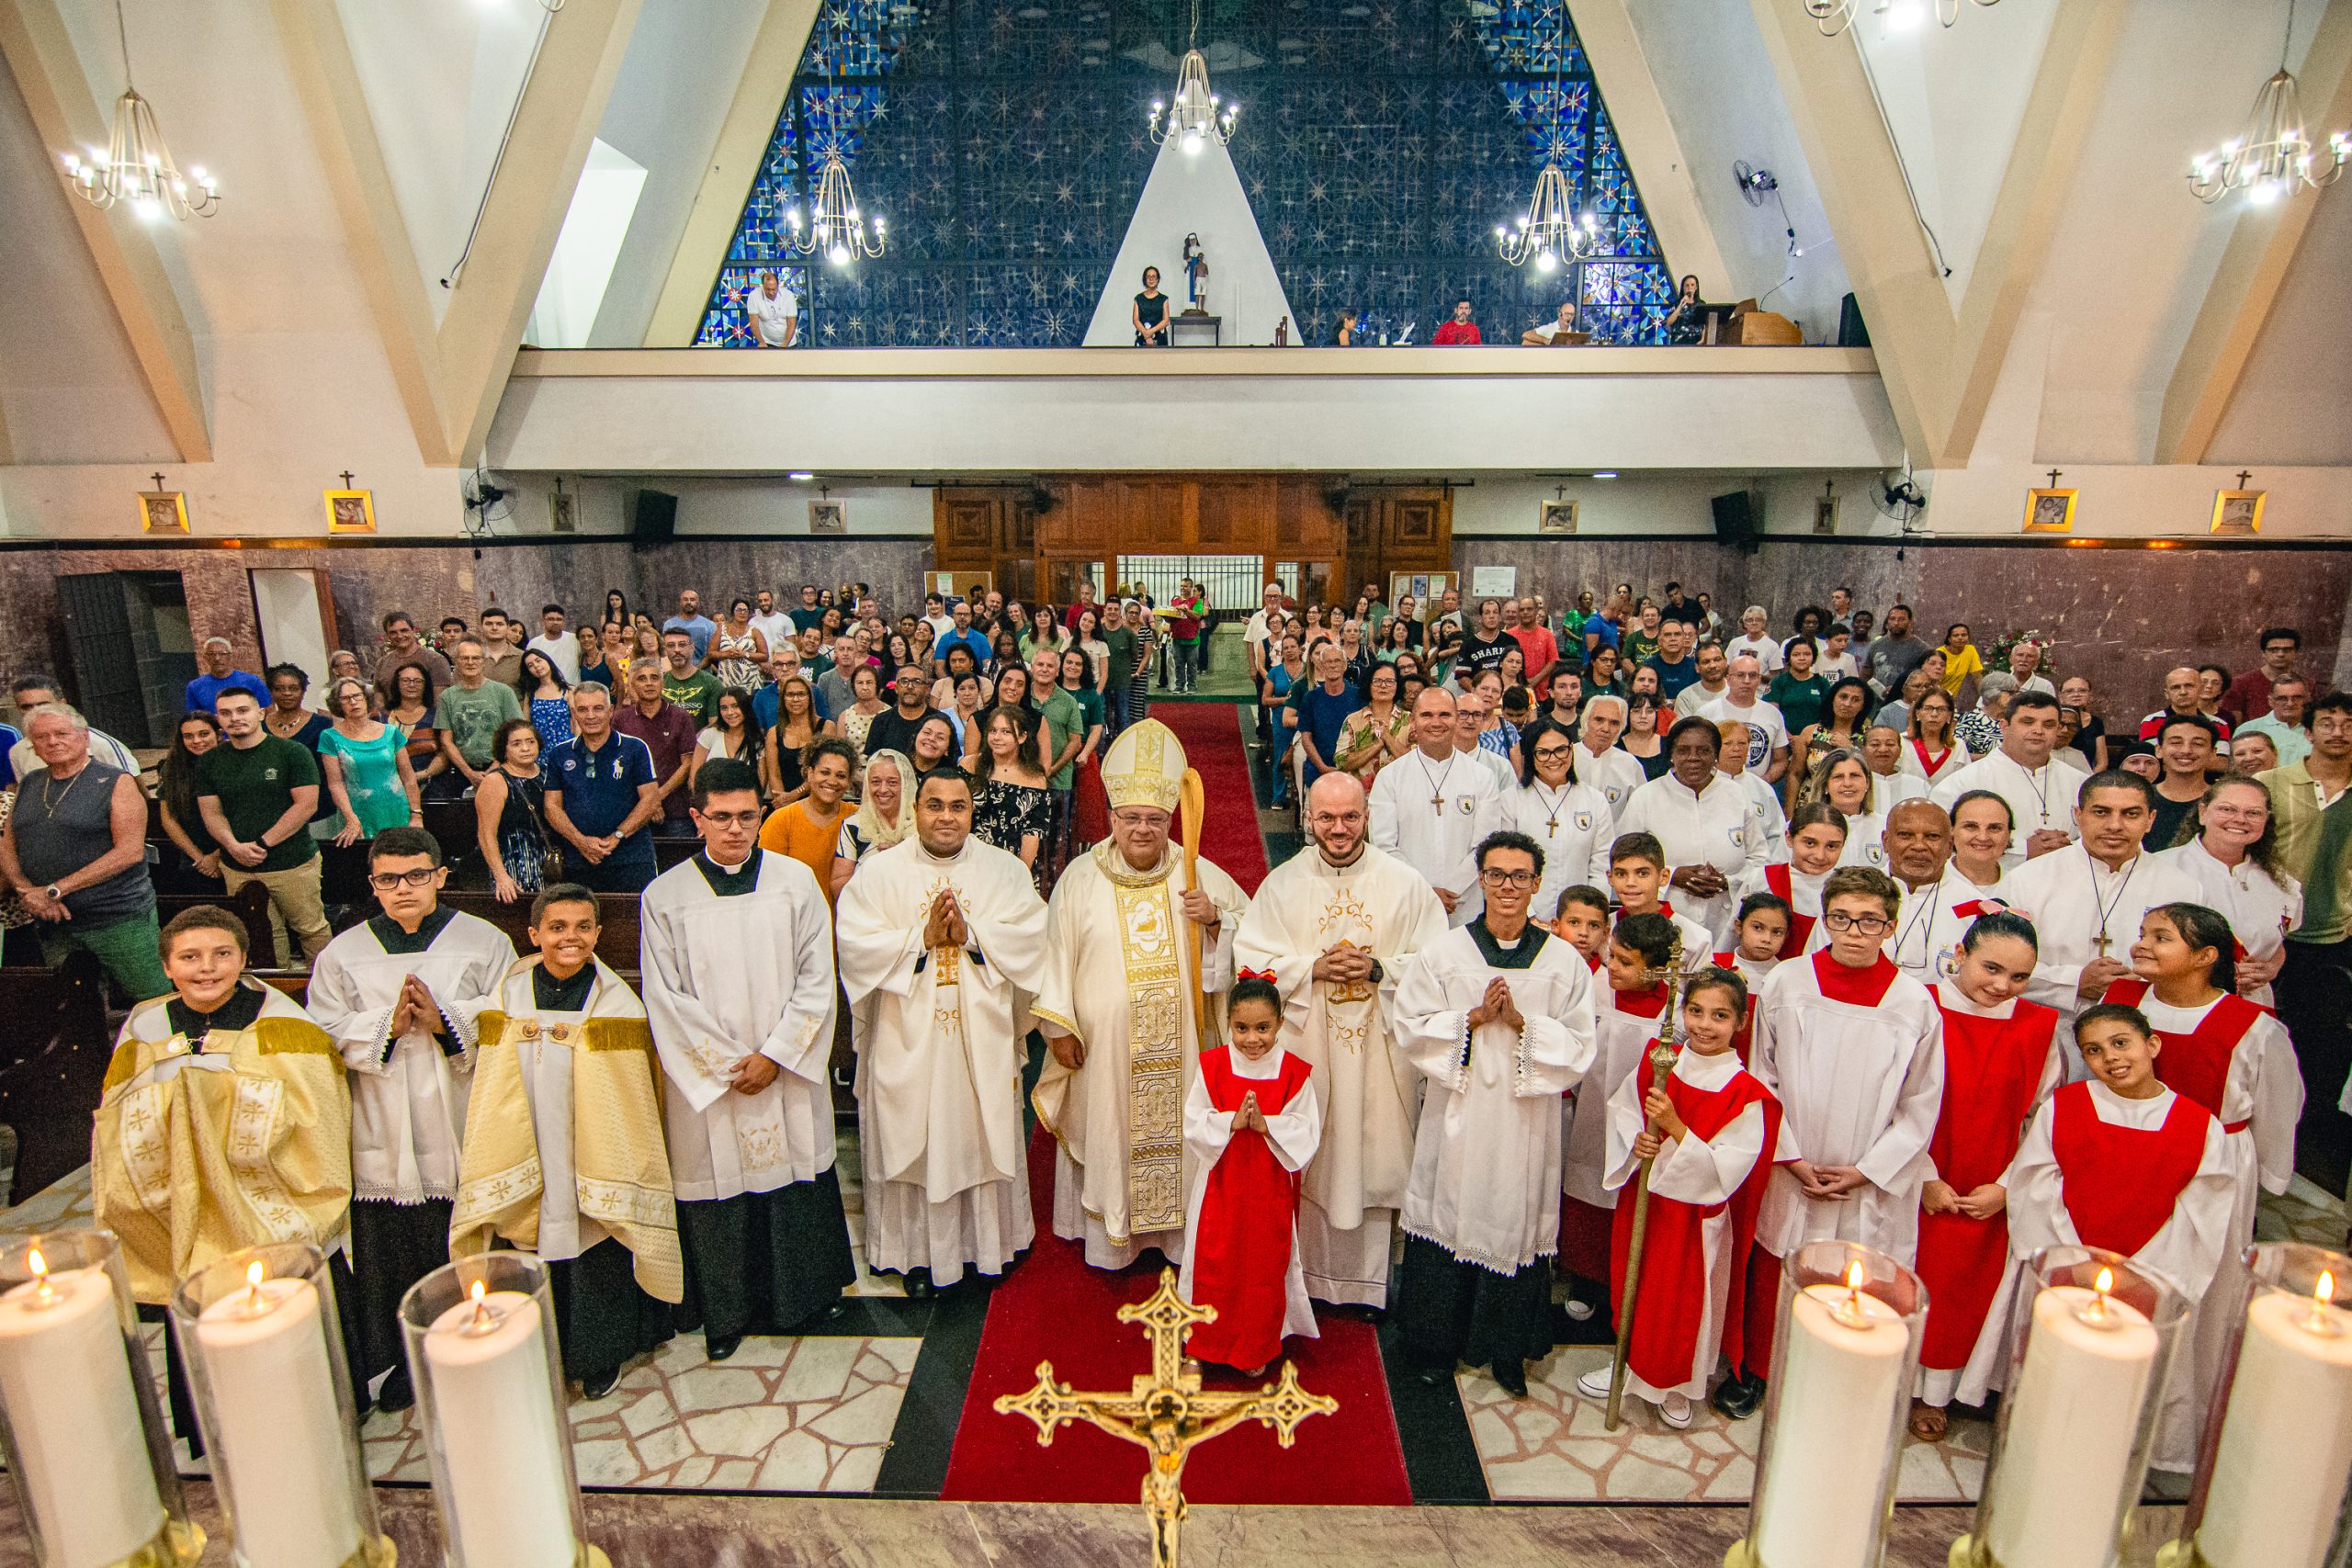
[1331,307,1359,346]
[155,711,225,894]
[1663,274,1709,346]
[1133,266,1170,346]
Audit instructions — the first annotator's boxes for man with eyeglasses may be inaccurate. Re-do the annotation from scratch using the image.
[1390,829,1598,1398]
[305,825,515,1412]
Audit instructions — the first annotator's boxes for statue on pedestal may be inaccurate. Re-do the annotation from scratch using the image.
[1182,233,1209,315]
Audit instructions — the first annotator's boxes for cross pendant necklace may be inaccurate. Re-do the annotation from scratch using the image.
[1419,754,1454,816]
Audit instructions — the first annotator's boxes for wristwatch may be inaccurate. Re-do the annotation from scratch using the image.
[1366,957,1385,984]
[43,885,62,903]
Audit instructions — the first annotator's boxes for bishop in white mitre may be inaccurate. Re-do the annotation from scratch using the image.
[1370,687,1506,926]
[1035,719,1249,1269]
[1236,773,1448,1307]
[838,765,1050,1290]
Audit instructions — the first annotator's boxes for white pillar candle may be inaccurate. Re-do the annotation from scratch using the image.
[1983,1283,2158,1568]
[193,1275,361,1568]
[1750,1283,1909,1568]
[2195,1291,2352,1568]
[0,1264,165,1568]
[423,1290,575,1568]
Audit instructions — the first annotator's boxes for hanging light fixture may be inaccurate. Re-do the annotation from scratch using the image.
[1148,0,1238,153]
[784,6,884,265]
[61,1,220,220]
[1804,0,2000,37]
[2188,0,2348,205]
[1497,5,1597,270]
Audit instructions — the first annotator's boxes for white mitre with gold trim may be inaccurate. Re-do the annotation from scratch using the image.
[1102,717,1186,812]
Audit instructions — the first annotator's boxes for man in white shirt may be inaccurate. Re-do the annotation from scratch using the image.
[6,676,138,779]
[1724,606,1782,676]
[1673,642,1730,718]
[526,604,581,683]
[2006,640,2057,698]
[1701,654,1790,783]
[1816,625,1860,682]
[1453,689,1518,794]
[1928,692,2076,866]
[1369,687,1506,925]
[747,590,792,657]
[742,269,798,347]
[1572,694,1646,815]
[2238,676,2312,768]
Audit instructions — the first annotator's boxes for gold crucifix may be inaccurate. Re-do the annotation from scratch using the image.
[995,1269,1338,1568]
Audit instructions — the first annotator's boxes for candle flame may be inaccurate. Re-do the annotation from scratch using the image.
[246,1260,266,1290]
[1844,1260,1864,1291]
[469,1279,487,1305]
[25,1247,46,1280]
[2094,1266,2114,1296]
[2321,1270,2337,1309]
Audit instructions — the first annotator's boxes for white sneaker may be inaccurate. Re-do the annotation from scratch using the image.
[1565,1298,1596,1322]
[1658,1392,1694,1428]
[1575,1364,1614,1401]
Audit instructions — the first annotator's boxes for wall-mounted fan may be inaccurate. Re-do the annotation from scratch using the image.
[1874,468,1928,532]
[462,467,512,536]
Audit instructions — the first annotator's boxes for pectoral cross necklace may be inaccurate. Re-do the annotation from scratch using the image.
[1418,753,1455,816]
[2088,855,2138,957]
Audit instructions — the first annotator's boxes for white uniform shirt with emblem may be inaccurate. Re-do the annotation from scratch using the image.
[1929,750,2079,867]
[1612,772,1765,942]
[1369,748,1507,925]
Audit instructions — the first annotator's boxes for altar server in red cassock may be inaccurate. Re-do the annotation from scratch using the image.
[1577,968,1790,1428]
[1558,913,1679,1318]
[1713,892,1789,1051]
[1907,911,2063,1440]
[1179,973,1324,1374]
[1734,801,1844,958]
[2006,1002,2235,1472]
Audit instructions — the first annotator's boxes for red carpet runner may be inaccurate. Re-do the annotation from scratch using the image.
[938,703,1411,1505]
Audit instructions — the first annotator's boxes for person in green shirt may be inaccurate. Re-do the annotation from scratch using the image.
[1622,603,1664,668]
[659,629,720,728]
[194,688,333,965]
[434,637,526,793]
[1103,614,1139,736]
[1031,649,1086,878]
[1766,637,1835,738]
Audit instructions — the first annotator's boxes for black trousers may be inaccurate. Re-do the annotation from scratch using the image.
[2279,935,2352,1191]
[348,1197,454,1382]
[1394,1235,1555,1373]
[549,1238,674,1383]
[675,1172,857,1342]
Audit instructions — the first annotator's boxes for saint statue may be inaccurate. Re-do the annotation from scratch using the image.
[1183,233,1209,315]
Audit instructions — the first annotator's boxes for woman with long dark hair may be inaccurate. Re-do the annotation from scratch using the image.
[156,710,225,892]
[516,648,572,752]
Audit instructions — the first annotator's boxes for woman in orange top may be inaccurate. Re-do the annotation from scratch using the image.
[758,737,859,902]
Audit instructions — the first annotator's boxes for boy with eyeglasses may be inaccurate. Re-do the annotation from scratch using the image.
[305,826,515,1411]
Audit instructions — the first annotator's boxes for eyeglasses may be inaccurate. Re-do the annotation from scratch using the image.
[1532,745,1575,762]
[696,810,763,828]
[1479,868,1538,889]
[368,868,439,890]
[1822,910,1892,935]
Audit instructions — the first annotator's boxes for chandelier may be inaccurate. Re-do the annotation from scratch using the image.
[1804,0,2001,35]
[1149,0,1238,152]
[784,10,884,264]
[1497,6,1596,270]
[62,2,220,220]
[2188,2,2348,204]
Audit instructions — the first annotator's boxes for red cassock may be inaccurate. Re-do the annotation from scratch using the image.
[2101,978,2265,1133]
[1607,1050,1783,1393]
[1761,863,1816,958]
[1915,994,2056,1371]
[1560,982,1669,1279]
[1186,1045,1317,1370]
[2050,1082,2211,1256]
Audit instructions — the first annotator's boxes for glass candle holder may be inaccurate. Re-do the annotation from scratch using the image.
[2155,1242,2352,1568]
[399,1253,608,1568]
[168,1241,388,1568]
[1951,1246,2188,1568]
[1727,1238,1927,1568]
[0,1230,200,1568]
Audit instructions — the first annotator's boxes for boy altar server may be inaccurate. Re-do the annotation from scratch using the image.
[1559,912,1679,1317]
[452,886,682,1397]
[1392,831,1597,1397]
[305,827,513,1409]
[640,760,853,1357]
[839,764,1051,1292]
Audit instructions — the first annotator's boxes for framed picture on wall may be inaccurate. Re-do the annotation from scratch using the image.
[1538,500,1577,536]
[1814,497,1839,535]
[2211,489,2264,536]
[2021,488,2075,534]
[140,489,188,534]
[1391,570,1454,613]
[809,499,847,535]
[325,489,377,534]
[548,487,578,534]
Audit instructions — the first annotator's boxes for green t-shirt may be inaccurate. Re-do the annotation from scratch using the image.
[1039,686,1085,791]
[1104,626,1138,688]
[194,735,322,872]
[1071,686,1104,737]
[1623,628,1662,666]
[662,669,720,728]
[434,680,525,768]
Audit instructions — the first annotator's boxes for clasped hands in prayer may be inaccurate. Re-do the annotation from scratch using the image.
[388,975,444,1040]
[1464,976,1524,1033]
[922,888,970,953]
[1231,1091,1268,1134]
[1312,941,1376,986]
[1785,1158,1871,1201]
[1920,1179,2007,1220]
[1668,863,1728,899]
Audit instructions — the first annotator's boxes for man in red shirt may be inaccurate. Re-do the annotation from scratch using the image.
[1170,579,1206,694]
[1431,299,1483,345]
[2219,626,2301,727]
[1506,596,1559,701]
[613,662,700,831]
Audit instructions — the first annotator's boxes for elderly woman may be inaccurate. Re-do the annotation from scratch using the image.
[1612,714,1766,942]
[831,750,914,897]
[0,704,171,998]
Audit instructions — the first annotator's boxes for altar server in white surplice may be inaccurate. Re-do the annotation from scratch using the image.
[1236,772,1447,1308]
[838,764,1050,1290]
[639,760,853,1358]
[304,825,513,1409]
[1370,686,1506,926]
[1034,720,1248,1270]
[1391,830,1597,1398]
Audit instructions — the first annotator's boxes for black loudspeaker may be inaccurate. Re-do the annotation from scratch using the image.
[629,488,677,547]
[1838,292,1871,348]
[1712,490,1762,552]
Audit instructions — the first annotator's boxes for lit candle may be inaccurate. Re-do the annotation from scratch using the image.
[192,1263,361,1568]
[423,1284,575,1568]
[2195,1271,2352,1568]
[1750,1271,1910,1568]
[0,1248,166,1568]
[1983,1274,2159,1568]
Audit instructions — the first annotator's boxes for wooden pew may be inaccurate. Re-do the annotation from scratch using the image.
[0,960,115,1203]
[155,883,278,969]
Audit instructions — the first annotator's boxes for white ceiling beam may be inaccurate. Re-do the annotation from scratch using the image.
[1568,0,1735,294]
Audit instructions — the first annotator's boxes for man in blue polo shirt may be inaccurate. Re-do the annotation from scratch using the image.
[934,601,992,672]
[184,638,270,714]
[662,589,719,665]
[542,683,662,893]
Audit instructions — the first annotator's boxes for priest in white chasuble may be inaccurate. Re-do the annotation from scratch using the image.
[837,765,1050,1291]
[1236,773,1447,1308]
[453,886,682,1398]
[1369,687,1506,926]
[1035,719,1249,1269]
[639,760,852,1359]
[1391,831,1597,1399]
[305,826,513,1409]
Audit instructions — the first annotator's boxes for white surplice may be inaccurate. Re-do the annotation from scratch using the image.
[837,834,1050,1285]
[1724,770,1789,870]
[1834,807,1889,871]
[2154,839,2302,1008]
[1369,747,1507,925]
[639,852,838,1201]
[1929,751,2079,867]
[1235,843,1447,1306]
[1393,923,1597,1271]
[1612,773,1765,943]
[1871,767,1929,807]
[1506,780,1615,920]
[1176,1043,1323,1348]
[1576,741,1647,817]
[307,910,514,1204]
[1997,845,2202,1046]
[1752,953,1945,1264]
[2135,992,2301,1233]
[1563,987,1669,1212]
[1032,842,1247,1269]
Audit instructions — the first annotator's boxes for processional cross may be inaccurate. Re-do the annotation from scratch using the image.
[995,1269,1337,1568]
